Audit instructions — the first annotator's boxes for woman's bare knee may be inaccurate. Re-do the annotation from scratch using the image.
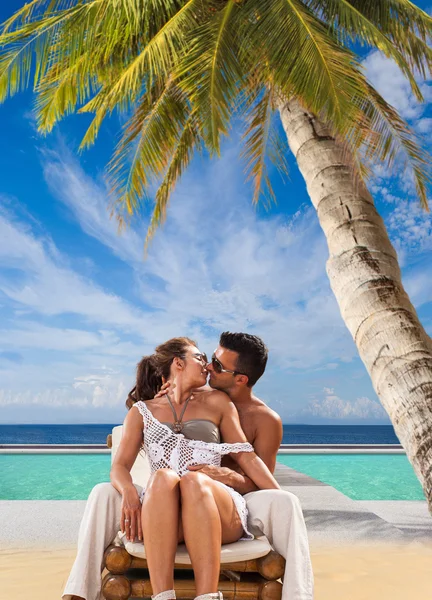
[179,470,211,497]
[146,468,180,494]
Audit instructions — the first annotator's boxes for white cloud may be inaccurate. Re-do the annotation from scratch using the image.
[363,50,432,122]
[0,140,374,420]
[296,387,388,422]
[41,145,144,264]
[403,266,432,310]
[0,368,129,409]
[362,50,432,265]
[0,207,149,332]
[39,144,359,370]
[416,118,432,133]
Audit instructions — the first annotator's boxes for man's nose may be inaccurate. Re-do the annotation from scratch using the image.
[206,361,213,372]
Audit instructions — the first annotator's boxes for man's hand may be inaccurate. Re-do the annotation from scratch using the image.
[154,380,175,399]
[188,464,235,485]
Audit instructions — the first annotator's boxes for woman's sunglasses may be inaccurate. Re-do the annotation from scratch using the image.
[192,352,208,365]
[211,353,244,376]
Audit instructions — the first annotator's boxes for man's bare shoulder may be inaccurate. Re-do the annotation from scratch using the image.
[250,397,283,426]
[251,396,282,423]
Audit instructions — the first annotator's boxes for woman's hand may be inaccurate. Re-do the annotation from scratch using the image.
[121,485,143,542]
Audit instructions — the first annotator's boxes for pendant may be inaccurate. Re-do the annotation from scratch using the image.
[173,422,183,433]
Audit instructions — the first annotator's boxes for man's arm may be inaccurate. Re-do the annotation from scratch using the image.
[188,410,283,494]
[226,411,283,494]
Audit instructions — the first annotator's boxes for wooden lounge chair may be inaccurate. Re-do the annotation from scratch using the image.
[103,426,285,600]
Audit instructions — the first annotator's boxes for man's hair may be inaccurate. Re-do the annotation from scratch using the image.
[219,332,268,387]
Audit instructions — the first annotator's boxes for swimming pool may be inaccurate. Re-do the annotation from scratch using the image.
[0,453,425,501]
[277,454,425,501]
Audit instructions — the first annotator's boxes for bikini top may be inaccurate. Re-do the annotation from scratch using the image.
[161,419,221,443]
[134,401,253,478]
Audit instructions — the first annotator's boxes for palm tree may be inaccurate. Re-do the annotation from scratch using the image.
[1,0,432,509]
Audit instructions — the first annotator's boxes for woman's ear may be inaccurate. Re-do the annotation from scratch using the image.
[173,356,184,370]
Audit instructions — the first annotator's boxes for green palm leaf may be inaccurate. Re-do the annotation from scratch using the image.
[86,0,201,117]
[241,85,289,206]
[144,115,202,251]
[107,79,191,219]
[0,1,96,102]
[361,83,431,209]
[306,0,427,98]
[238,0,369,135]
[179,0,243,153]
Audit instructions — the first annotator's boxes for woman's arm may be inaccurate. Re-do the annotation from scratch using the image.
[110,405,145,540]
[217,393,280,490]
[110,406,144,493]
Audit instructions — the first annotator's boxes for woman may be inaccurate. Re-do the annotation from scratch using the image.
[111,337,280,600]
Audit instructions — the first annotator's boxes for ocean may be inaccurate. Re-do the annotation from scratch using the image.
[0,423,401,445]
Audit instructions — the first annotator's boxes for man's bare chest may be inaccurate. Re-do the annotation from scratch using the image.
[237,411,257,445]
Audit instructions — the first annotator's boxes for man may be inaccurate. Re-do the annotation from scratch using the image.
[63,332,313,600]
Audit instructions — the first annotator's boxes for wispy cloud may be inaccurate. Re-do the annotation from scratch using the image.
[2,60,431,422]
[0,207,149,331]
[42,144,144,264]
[40,143,358,369]
[0,140,363,418]
[362,50,432,268]
[363,50,432,123]
[293,387,388,423]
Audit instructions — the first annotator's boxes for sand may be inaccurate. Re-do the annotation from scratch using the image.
[1,543,432,600]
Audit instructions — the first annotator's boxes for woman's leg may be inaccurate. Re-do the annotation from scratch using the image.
[179,471,243,596]
[142,468,183,596]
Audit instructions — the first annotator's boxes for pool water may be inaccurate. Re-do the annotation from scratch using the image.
[1,454,111,500]
[277,454,425,501]
[0,453,425,501]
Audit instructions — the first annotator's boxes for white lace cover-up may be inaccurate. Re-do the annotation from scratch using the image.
[134,400,255,540]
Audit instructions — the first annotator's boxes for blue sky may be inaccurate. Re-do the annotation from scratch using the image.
[1,1,432,424]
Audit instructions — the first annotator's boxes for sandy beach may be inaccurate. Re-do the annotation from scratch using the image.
[1,542,432,600]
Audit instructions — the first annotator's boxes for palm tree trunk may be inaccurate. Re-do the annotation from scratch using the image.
[278,97,432,511]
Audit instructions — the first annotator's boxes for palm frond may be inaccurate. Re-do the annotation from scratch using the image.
[240,0,368,136]
[306,0,427,98]
[241,85,289,206]
[86,0,201,116]
[0,1,95,102]
[107,79,191,219]
[1,0,73,34]
[35,53,94,132]
[360,83,431,209]
[346,0,432,42]
[179,0,243,153]
[144,115,202,252]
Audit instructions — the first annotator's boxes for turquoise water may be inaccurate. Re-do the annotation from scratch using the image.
[0,453,425,501]
[277,454,425,500]
[1,454,111,500]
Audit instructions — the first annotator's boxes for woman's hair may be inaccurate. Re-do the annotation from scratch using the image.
[126,337,197,409]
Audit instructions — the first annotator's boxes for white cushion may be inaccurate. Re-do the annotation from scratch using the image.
[118,532,272,563]
[111,425,151,487]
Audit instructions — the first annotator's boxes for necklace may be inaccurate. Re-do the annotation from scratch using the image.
[165,393,193,433]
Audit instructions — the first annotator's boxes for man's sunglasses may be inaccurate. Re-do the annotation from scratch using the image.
[211,353,244,376]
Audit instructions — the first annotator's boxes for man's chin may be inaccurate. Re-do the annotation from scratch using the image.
[208,377,223,391]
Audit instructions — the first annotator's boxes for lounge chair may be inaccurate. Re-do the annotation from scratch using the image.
[102,426,285,600]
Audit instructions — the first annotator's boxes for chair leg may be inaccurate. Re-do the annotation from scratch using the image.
[102,572,132,600]
[259,580,283,600]
[104,545,133,574]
